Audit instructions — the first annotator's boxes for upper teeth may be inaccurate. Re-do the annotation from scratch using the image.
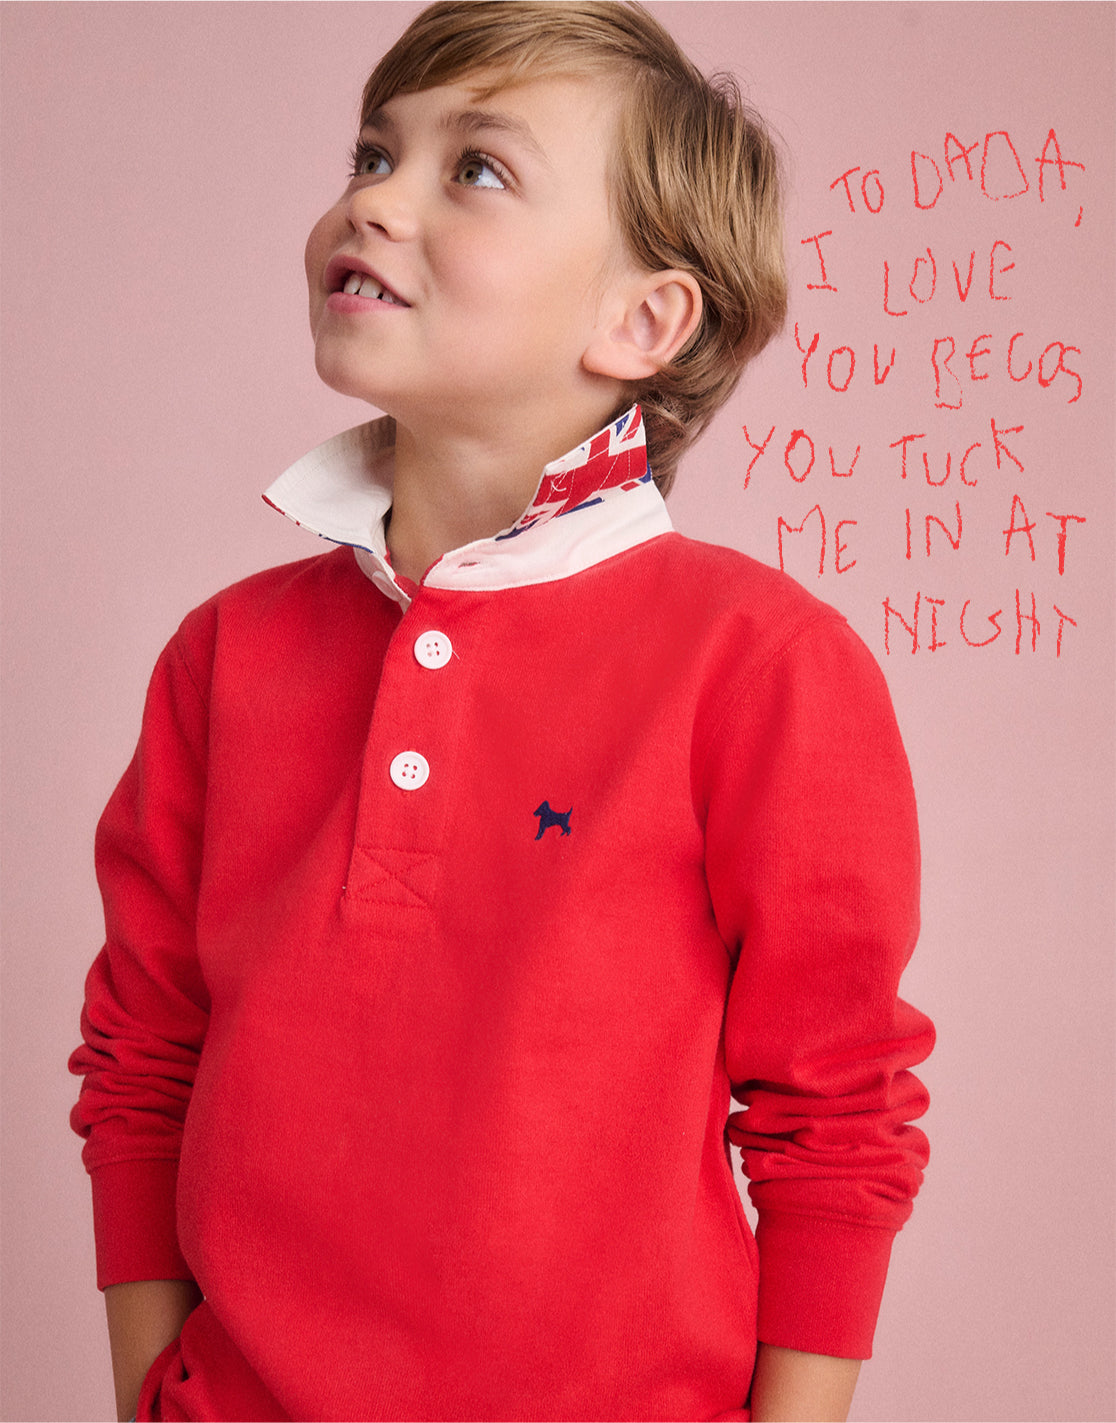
[342,272,401,304]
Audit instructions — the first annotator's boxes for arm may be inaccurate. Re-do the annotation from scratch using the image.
[701,614,933,1360]
[104,1279,203,1422]
[749,1345,861,1423]
[70,617,216,1393]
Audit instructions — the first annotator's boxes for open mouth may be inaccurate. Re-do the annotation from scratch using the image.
[325,256,411,308]
[339,271,408,306]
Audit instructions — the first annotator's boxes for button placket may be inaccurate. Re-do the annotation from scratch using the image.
[379,631,452,793]
[389,750,430,790]
[413,630,452,669]
[343,599,466,910]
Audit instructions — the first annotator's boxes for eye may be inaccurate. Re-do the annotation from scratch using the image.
[455,150,508,190]
[349,142,392,178]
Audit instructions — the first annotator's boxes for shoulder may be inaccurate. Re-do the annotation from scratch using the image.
[179,545,365,629]
[647,531,854,664]
[642,533,898,736]
[660,540,916,842]
[167,546,376,684]
[191,544,366,618]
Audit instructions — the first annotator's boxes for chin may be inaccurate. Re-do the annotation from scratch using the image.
[313,349,380,405]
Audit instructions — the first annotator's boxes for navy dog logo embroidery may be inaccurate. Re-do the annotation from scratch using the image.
[533,801,572,840]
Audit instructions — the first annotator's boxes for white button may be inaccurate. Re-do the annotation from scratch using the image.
[389,751,429,790]
[414,630,452,669]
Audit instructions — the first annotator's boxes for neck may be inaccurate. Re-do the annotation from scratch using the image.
[384,399,623,583]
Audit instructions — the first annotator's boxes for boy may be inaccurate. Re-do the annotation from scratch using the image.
[70,4,933,1420]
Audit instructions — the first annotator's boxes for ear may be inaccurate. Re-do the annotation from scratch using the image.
[583,269,703,382]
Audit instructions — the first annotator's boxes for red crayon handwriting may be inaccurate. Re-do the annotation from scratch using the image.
[883,591,1078,655]
[890,419,1024,487]
[831,128,1084,217]
[882,240,1016,316]
[830,166,886,212]
[794,323,896,391]
[928,335,1082,407]
[742,421,864,487]
[777,505,858,577]
[905,503,963,559]
[801,232,838,291]
[740,424,776,488]
[1003,496,1088,571]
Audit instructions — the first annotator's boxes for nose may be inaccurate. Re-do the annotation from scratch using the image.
[345,169,421,243]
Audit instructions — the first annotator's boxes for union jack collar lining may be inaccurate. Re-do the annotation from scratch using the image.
[262,406,671,610]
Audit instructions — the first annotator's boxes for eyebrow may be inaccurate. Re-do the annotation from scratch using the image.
[443,108,550,166]
[361,104,552,168]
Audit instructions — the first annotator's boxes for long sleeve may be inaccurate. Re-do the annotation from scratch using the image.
[69,611,214,1289]
[66,523,934,1418]
[700,613,934,1359]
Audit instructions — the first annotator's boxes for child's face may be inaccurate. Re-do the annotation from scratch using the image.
[305,73,635,436]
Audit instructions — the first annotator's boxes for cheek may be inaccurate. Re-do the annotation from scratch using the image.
[440,248,537,325]
[304,212,338,293]
[303,216,339,335]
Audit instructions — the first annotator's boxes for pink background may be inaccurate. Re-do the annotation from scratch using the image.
[1,4,1112,1420]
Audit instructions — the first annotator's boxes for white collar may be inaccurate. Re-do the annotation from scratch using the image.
[263,406,672,610]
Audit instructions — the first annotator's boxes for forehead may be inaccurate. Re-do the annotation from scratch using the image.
[360,72,623,164]
[362,54,631,128]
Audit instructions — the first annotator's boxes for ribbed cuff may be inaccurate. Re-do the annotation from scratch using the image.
[90,1157,193,1289]
[755,1212,895,1360]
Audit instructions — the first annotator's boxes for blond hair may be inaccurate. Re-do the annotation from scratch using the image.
[360,1,787,493]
